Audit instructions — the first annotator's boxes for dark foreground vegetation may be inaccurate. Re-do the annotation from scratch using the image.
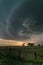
[0,46,43,65]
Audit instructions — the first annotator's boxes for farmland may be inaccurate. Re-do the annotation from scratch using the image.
[0,46,43,65]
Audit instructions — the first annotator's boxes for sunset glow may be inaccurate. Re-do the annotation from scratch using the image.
[0,38,24,46]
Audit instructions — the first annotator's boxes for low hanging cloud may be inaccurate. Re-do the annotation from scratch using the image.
[0,0,43,42]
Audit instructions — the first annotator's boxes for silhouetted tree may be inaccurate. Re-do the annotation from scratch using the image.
[38,44,40,46]
[27,43,34,46]
[22,43,25,46]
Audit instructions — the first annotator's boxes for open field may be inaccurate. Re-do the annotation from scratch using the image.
[0,46,43,65]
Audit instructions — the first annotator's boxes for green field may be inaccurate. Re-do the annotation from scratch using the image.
[0,46,43,65]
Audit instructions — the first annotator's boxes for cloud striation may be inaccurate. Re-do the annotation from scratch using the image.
[0,0,43,43]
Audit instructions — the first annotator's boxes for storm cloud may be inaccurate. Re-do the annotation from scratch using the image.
[0,0,43,41]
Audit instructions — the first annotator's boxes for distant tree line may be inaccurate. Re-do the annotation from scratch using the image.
[22,43,41,46]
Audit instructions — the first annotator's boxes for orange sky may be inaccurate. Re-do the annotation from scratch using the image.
[0,38,24,46]
[0,38,39,46]
[0,34,43,46]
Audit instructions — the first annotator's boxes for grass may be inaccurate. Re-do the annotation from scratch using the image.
[0,46,43,65]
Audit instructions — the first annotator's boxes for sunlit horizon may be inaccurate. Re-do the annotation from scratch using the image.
[0,37,43,46]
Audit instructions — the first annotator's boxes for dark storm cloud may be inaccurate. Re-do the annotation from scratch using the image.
[0,0,43,40]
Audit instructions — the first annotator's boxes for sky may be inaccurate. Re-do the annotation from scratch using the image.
[0,0,43,46]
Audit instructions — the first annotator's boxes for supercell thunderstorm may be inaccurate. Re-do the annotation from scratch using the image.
[0,0,43,44]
